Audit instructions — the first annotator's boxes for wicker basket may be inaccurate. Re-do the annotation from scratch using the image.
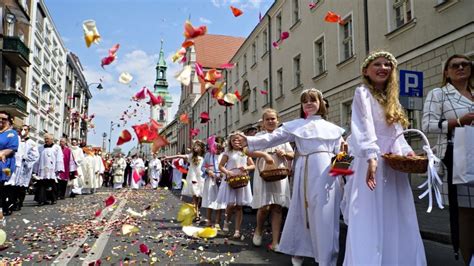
[257,153,290,182]
[227,168,250,189]
[382,129,430,174]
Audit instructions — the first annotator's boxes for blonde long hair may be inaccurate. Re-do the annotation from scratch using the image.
[362,51,409,128]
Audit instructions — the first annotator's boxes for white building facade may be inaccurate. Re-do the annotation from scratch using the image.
[26,0,67,142]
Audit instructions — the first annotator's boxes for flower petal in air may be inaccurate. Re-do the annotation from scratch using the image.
[230,6,243,17]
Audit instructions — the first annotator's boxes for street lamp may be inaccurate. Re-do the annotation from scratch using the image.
[108,121,118,154]
[102,132,107,151]
[88,82,103,90]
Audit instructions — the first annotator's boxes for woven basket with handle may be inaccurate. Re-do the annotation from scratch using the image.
[382,129,429,174]
[257,152,290,182]
[227,168,250,189]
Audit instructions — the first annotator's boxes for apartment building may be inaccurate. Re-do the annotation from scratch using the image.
[63,52,91,144]
[215,0,473,139]
[0,0,32,127]
[26,0,67,142]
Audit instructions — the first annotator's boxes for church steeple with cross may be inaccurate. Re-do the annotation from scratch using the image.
[151,39,173,125]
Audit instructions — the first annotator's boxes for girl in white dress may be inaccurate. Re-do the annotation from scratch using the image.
[165,141,206,219]
[201,136,227,228]
[248,109,293,251]
[342,51,426,265]
[239,89,345,266]
[216,133,255,239]
[130,155,145,190]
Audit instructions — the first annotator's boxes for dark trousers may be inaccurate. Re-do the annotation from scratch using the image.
[57,179,68,199]
[34,179,57,204]
[0,182,12,214]
[16,186,27,208]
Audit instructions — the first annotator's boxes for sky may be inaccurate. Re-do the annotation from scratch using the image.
[44,0,274,154]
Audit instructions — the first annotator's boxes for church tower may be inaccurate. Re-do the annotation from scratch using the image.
[151,40,173,125]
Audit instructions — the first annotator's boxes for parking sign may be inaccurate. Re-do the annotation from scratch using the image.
[399,70,423,97]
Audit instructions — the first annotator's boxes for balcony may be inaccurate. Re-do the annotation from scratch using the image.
[2,36,31,67]
[0,90,28,118]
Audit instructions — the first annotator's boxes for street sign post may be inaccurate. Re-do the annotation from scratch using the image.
[399,70,424,111]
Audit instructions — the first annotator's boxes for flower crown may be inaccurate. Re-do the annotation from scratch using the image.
[300,88,323,96]
[362,51,398,69]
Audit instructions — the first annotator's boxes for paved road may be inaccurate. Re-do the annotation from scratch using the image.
[0,188,465,265]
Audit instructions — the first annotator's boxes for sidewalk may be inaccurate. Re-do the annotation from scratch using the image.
[411,175,452,245]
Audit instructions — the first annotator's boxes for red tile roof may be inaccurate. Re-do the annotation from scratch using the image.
[193,34,245,69]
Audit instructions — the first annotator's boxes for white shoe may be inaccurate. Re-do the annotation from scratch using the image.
[291,256,303,266]
[252,233,262,246]
[223,222,230,232]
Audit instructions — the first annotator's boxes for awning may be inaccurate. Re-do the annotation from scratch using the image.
[5,5,31,25]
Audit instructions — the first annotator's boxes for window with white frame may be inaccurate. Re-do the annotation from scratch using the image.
[292,0,300,25]
[339,15,354,61]
[293,54,301,88]
[253,87,257,111]
[263,78,269,105]
[392,0,412,29]
[29,112,37,128]
[252,42,257,65]
[15,74,22,91]
[40,118,45,132]
[277,68,283,97]
[313,36,325,76]
[276,12,282,40]
[262,29,268,54]
[4,65,12,90]
[340,99,353,133]
[6,18,14,36]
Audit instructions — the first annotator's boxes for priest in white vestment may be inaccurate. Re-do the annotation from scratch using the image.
[33,133,64,205]
[149,153,162,189]
[130,155,145,189]
[69,138,85,196]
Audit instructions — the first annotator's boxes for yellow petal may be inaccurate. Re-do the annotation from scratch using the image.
[198,227,217,238]
[0,229,6,245]
[177,203,196,226]
[182,226,201,237]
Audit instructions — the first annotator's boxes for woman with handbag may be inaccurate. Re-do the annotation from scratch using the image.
[248,108,293,252]
[342,51,425,265]
[422,54,474,265]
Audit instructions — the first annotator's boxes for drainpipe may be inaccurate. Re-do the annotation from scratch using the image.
[363,0,370,55]
[224,71,228,136]
[267,14,273,108]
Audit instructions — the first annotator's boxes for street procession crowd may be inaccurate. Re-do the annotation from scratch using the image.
[0,51,473,265]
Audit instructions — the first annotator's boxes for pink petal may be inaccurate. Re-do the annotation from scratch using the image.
[272,41,280,49]
[280,31,289,40]
[218,63,235,69]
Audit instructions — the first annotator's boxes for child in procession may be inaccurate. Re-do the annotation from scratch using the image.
[238,89,345,266]
[216,132,255,239]
[247,109,293,251]
[164,141,206,220]
[201,136,227,229]
[342,50,426,265]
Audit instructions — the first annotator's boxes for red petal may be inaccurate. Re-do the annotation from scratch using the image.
[139,243,150,255]
[181,40,194,48]
[95,209,102,217]
[105,195,116,207]
[280,31,289,40]
[230,6,243,17]
[259,90,268,95]
[324,11,341,23]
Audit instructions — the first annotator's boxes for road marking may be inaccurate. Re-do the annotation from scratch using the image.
[52,192,129,266]
[81,196,128,265]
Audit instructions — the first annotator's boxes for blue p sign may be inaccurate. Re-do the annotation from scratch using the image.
[400,70,423,97]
